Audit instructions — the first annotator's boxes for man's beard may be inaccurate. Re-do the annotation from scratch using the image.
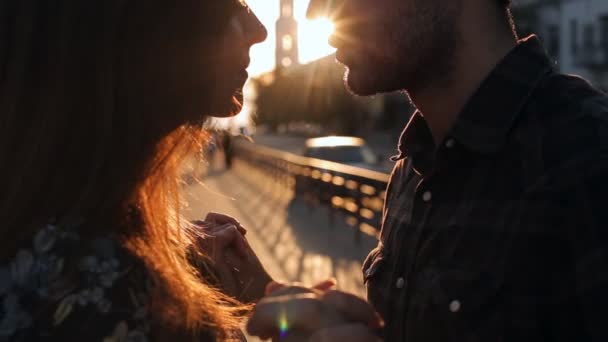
[344,1,461,97]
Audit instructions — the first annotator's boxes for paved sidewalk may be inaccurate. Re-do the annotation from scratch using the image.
[181,159,379,298]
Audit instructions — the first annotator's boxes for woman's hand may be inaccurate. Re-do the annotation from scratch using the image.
[192,212,274,303]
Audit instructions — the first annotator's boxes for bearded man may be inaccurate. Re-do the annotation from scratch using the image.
[244,0,608,340]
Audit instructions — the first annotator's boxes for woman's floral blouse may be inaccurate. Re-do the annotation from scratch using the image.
[0,221,153,341]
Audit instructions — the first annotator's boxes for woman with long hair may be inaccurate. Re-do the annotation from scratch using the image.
[0,0,268,340]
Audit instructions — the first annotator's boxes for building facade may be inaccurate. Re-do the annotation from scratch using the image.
[513,0,608,89]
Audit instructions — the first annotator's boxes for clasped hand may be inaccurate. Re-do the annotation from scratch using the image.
[192,212,272,303]
[193,212,384,341]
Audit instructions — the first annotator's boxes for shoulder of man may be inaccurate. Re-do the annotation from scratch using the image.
[513,71,608,184]
[384,157,411,197]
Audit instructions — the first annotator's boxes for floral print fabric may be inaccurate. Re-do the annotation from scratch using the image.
[0,222,152,342]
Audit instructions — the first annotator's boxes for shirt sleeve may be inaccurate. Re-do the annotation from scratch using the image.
[539,158,608,341]
[566,162,608,341]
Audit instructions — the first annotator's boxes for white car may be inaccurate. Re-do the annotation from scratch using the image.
[302,136,380,170]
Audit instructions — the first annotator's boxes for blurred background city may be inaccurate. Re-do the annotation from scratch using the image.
[183,0,608,300]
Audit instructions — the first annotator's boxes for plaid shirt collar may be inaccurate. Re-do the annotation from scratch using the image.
[395,35,555,168]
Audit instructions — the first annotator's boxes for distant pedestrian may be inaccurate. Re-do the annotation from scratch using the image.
[223,133,233,169]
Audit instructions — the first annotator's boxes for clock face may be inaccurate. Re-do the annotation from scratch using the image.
[276,0,299,68]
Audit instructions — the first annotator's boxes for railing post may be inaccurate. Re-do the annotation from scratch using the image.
[327,172,334,230]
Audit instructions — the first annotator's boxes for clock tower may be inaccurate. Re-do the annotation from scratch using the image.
[276,0,299,71]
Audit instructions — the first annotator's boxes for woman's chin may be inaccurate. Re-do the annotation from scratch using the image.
[204,94,243,118]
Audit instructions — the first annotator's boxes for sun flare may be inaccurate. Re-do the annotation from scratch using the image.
[245,1,336,75]
[299,17,336,64]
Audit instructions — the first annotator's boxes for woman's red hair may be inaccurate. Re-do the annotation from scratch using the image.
[0,0,245,339]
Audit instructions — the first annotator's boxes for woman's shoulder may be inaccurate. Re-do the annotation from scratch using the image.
[0,220,154,341]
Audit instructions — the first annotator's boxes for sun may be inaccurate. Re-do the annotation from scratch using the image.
[299,17,336,64]
[244,0,336,75]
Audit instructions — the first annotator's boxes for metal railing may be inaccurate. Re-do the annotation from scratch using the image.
[233,139,390,241]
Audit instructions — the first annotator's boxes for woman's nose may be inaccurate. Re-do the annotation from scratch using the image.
[244,12,267,46]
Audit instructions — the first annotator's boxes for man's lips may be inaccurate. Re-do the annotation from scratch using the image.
[335,48,347,64]
[330,33,349,63]
[334,44,358,67]
[329,31,360,66]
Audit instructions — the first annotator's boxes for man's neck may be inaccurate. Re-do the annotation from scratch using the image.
[410,27,517,146]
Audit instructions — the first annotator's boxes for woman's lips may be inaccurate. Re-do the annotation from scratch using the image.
[235,69,248,86]
[237,56,250,84]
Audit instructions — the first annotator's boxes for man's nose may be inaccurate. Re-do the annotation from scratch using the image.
[306,0,345,19]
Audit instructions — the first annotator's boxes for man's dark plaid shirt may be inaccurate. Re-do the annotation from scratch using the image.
[363,36,608,341]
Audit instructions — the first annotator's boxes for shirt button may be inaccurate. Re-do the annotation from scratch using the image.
[445,138,456,149]
[449,300,461,313]
[396,277,405,289]
[422,191,432,202]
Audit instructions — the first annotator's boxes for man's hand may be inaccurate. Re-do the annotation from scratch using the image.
[247,283,384,341]
[192,212,273,303]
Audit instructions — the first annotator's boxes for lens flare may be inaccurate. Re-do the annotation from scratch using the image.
[299,17,336,64]
[279,309,289,339]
